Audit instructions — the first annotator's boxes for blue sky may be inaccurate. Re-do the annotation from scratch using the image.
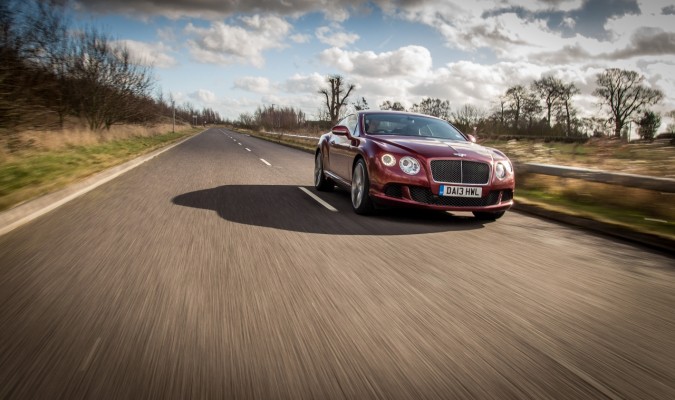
[69,0,675,122]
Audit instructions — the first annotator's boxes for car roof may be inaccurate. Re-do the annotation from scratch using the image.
[359,110,445,121]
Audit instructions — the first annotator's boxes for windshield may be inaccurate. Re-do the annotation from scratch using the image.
[363,113,467,141]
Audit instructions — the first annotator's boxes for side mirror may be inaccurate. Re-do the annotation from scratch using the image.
[331,125,350,136]
[467,134,477,143]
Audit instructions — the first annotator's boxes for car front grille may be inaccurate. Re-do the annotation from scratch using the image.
[430,160,490,184]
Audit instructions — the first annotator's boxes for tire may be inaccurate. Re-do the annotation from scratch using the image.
[351,159,375,215]
[314,152,334,191]
[472,211,506,221]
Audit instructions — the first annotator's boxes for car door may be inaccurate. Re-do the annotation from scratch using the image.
[329,114,358,181]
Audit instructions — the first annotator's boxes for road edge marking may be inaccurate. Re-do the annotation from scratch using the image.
[0,130,205,237]
[299,187,338,212]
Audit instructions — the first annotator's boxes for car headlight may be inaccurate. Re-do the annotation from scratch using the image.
[381,154,396,167]
[495,161,510,180]
[399,156,420,175]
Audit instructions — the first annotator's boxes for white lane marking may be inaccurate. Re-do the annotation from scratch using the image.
[0,132,201,237]
[80,337,101,371]
[299,187,338,212]
[644,218,668,223]
[238,142,242,145]
[260,159,271,166]
[245,148,251,152]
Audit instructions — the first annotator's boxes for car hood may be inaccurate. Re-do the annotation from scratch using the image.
[371,136,496,162]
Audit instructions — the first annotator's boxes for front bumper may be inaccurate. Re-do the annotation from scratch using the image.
[371,183,514,212]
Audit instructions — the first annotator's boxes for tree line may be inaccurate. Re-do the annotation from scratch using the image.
[236,105,308,132]
[302,71,670,141]
[0,0,222,147]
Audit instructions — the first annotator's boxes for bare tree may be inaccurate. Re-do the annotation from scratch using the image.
[0,0,217,143]
[0,0,70,135]
[71,28,154,130]
[581,117,611,137]
[521,92,543,131]
[504,85,527,131]
[254,104,306,131]
[452,104,486,133]
[489,96,509,134]
[410,98,451,120]
[593,68,663,138]
[379,100,405,111]
[352,97,369,111]
[557,82,580,136]
[532,76,563,129]
[318,74,355,126]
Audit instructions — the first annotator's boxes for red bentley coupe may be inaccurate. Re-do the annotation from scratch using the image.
[314,110,515,220]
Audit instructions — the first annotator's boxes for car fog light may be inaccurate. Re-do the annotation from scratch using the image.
[381,154,396,167]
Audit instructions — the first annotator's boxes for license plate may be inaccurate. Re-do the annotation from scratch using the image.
[439,185,482,198]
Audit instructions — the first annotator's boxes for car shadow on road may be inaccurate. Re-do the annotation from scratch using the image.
[172,185,486,235]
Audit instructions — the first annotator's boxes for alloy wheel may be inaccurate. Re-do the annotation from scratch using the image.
[352,163,364,208]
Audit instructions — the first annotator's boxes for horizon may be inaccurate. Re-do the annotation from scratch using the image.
[41,0,675,130]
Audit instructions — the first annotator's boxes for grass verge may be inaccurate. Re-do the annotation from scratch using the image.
[0,127,200,211]
[516,189,674,240]
[479,138,675,178]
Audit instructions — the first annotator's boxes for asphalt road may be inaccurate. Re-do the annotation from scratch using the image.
[1,128,673,399]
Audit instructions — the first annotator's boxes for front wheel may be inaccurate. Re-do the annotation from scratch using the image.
[472,211,506,221]
[314,152,334,191]
[351,159,374,215]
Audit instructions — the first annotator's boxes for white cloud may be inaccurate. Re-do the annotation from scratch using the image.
[190,89,217,103]
[156,27,176,42]
[112,40,176,68]
[233,73,326,95]
[315,25,360,47]
[290,33,312,43]
[319,45,432,77]
[327,8,352,22]
[410,61,548,105]
[184,15,291,67]
[233,77,273,94]
[283,73,326,93]
[643,61,675,114]
[75,0,675,125]
[75,0,368,21]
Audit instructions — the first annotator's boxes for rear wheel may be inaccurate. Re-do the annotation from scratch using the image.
[351,159,374,215]
[473,211,506,221]
[314,152,333,191]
